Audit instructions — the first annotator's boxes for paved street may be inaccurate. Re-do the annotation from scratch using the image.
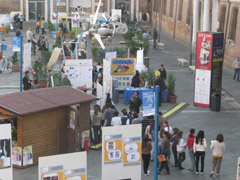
[1,22,240,180]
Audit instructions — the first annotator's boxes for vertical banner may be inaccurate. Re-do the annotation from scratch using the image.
[194,32,213,107]
[23,43,32,72]
[0,124,12,180]
[102,124,141,180]
[105,51,117,62]
[103,59,112,101]
[142,90,155,116]
[12,36,21,52]
[39,152,87,180]
[211,33,224,96]
[237,157,240,180]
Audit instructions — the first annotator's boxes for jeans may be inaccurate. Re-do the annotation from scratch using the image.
[195,151,205,172]
[177,152,186,168]
[41,28,45,35]
[92,125,101,145]
[153,39,157,49]
[234,68,240,80]
[142,154,151,174]
[212,157,222,174]
[172,145,178,166]
[1,32,5,41]
[188,147,195,171]
[159,152,169,173]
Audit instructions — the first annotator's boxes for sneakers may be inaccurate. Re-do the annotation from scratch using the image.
[187,168,194,172]
[210,171,214,177]
[144,174,149,176]
[195,172,199,175]
[200,172,204,175]
[216,174,219,177]
[147,170,150,175]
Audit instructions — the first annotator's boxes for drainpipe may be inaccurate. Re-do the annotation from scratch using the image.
[173,0,179,39]
[224,0,230,43]
[157,0,162,42]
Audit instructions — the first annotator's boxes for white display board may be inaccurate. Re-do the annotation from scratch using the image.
[102,124,142,180]
[113,76,132,90]
[194,69,211,106]
[23,43,32,72]
[96,82,104,109]
[65,60,93,89]
[0,14,10,25]
[105,52,117,62]
[69,0,91,8]
[103,59,112,102]
[237,157,240,180]
[39,152,87,180]
[111,9,122,21]
[0,124,12,180]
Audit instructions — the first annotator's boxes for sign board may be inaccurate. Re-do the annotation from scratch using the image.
[142,90,155,116]
[194,32,213,107]
[0,14,10,25]
[105,51,117,62]
[0,124,12,180]
[23,43,32,72]
[111,9,122,21]
[12,36,21,52]
[111,58,135,76]
[69,0,91,8]
[194,32,224,108]
[113,76,132,91]
[96,82,104,109]
[102,124,141,180]
[237,157,240,180]
[65,60,92,89]
[39,152,87,180]
[103,59,112,101]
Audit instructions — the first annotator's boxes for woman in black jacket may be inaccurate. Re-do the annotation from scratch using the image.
[131,70,140,88]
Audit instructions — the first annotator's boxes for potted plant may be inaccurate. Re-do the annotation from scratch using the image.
[10,52,20,72]
[47,21,55,38]
[123,30,135,41]
[91,40,99,60]
[167,72,177,103]
[114,47,128,58]
[140,68,155,87]
[5,25,10,37]
[48,71,63,87]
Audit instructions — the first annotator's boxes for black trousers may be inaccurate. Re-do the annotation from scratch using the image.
[177,152,186,168]
[93,125,101,145]
[36,27,39,33]
[195,151,205,172]
[142,154,151,174]
[159,153,169,173]
[172,145,178,166]
[41,28,45,35]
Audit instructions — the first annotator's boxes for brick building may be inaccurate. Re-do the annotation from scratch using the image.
[0,0,148,22]
[151,0,240,68]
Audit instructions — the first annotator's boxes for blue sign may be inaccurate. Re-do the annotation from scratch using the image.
[142,90,155,116]
[57,0,61,5]
[12,36,21,52]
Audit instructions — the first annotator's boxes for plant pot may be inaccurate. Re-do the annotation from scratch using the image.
[12,65,20,72]
[167,95,177,103]
[5,33,9,37]
[64,33,70,38]
[49,33,51,38]
[39,80,48,88]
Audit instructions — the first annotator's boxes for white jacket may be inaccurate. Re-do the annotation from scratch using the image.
[193,138,207,153]
[210,140,225,157]
[177,138,186,153]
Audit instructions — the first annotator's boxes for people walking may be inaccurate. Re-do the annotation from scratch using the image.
[232,56,240,81]
[171,127,179,167]
[16,28,21,37]
[41,17,46,35]
[158,131,171,175]
[153,28,158,49]
[210,134,225,177]
[133,91,142,113]
[186,128,196,172]
[92,106,102,145]
[145,120,155,160]
[0,24,5,41]
[111,111,122,126]
[176,131,186,170]
[35,19,40,34]
[154,75,166,106]
[121,108,130,125]
[159,64,167,81]
[104,103,116,126]
[23,71,32,91]
[131,70,141,88]
[194,130,207,175]
[142,134,152,176]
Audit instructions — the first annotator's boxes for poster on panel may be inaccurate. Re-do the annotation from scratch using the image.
[105,51,117,62]
[0,124,12,180]
[103,59,112,100]
[23,145,33,166]
[237,157,240,180]
[194,32,213,107]
[12,146,22,166]
[0,14,10,25]
[102,124,141,180]
[111,58,135,76]
[23,43,32,72]
[142,90,155,117]
[39,152,87,180]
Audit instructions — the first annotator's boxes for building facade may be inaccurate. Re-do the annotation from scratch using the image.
[151,0,240,68]
[0,0,148,22]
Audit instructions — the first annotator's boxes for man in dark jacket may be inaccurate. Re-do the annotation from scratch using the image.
[23,71,31,90]
[134,91,142,113]
[154,75,166,106]
[104,103,116,126]
[131,70,140,88]
[153,28,158,49]
[159,64,167,81]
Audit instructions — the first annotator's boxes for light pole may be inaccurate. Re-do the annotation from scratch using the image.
[154,85,159,180]
[20,35,23,92]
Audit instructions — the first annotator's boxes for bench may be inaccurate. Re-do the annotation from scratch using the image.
[177,58,189,67]
[189,65,196,74]
[157,42,165,50]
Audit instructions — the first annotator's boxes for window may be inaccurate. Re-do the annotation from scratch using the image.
[186,0,192,24]
[218,6,227,32]
[178,0,183,21]
[169,0,174,18]
[163,0,167,16]
[229,7,238,40]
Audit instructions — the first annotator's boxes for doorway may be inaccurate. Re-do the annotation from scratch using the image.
[29,0,45,20]
[116,0,130,14]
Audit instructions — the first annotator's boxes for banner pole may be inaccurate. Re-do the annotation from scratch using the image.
[20,35,23,92]
[154,85,159,180]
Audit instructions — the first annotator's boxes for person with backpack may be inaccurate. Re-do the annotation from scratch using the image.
[176,131,186,170]
[210,134,225,177]
[186,128,196,172]
[121,108,130,125]
[194,130,207,175]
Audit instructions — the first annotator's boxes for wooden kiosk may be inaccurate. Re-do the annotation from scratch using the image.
[0,86,96,168]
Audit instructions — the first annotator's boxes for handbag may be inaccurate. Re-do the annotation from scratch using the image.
[158,155,166,162]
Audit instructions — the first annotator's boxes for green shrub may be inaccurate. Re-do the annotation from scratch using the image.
[167,72,176,96]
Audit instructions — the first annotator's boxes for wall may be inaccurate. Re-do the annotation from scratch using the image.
[0,0,20,14]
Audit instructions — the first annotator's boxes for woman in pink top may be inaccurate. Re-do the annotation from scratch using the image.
[186,128,196,172]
